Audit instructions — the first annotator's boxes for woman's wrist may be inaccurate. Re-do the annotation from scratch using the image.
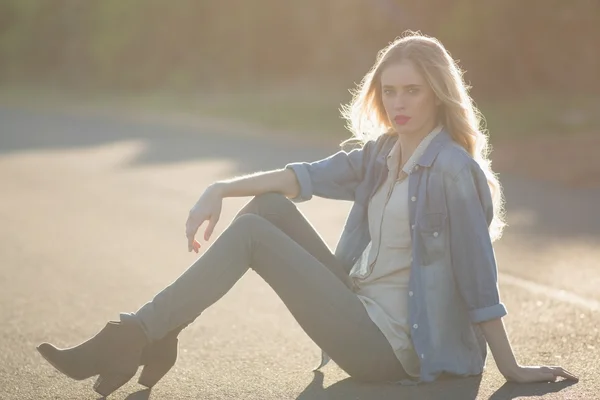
[499,362,521,380]
[207,182,226,198]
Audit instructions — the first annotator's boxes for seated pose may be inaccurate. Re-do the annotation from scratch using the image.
[37,32,578,397]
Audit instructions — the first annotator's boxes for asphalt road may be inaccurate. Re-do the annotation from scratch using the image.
[1,108,599,399]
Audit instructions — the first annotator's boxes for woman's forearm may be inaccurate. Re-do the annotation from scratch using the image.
[211,168,300,199]
[479,317,520,377]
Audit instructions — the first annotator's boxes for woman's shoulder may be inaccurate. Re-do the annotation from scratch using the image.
[341,131,394,148]
[434,140,483,181]
[340,132,396,161]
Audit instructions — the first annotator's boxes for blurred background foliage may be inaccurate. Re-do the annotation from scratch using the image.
[0,0,598,138]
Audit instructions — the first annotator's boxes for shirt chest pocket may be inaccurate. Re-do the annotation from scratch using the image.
[417,212,447,265]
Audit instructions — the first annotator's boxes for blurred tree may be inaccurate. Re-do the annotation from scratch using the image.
[0,0,597,96]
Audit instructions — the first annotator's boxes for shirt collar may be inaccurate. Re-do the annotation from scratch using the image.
[386,125,445,173]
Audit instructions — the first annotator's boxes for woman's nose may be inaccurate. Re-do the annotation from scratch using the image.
[393,97,406,111]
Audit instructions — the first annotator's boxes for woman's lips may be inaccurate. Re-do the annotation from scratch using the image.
[394,115,411,125]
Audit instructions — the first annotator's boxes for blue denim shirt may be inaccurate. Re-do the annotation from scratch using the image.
[286,129,507,383]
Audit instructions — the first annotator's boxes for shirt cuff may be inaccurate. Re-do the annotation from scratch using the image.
[469,303,508,324]
[285,163,313,202]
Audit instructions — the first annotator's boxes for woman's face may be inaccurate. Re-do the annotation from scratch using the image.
[380,61,439,136]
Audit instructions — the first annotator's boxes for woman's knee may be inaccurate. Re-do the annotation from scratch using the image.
[253,192,292,208]
[245,192,297,217]
[231,213,267,232]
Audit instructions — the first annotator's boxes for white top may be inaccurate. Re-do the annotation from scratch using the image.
[350,125,442,378]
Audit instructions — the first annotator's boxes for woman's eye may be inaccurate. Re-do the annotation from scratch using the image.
[408,88,419,94]
[383,89,394,95]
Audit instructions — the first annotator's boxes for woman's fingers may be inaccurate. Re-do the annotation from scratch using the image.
[537,367,557,382]
[553,367,579,381]
[204,215,219,241]
[542,366,579,382]
[185,216,201,252]
[186,192,223,251]
[514,366,579,383]
[192,239,201,253]
[186,211,217,252]
[186,229,197,252]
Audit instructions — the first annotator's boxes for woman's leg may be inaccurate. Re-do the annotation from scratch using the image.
[130,192,351,334]
[132,193,350,388]
[233,193,353,287]
[132,211,406,382]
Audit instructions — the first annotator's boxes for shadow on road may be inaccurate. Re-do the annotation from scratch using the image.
[2,107,599,242]
[0,107,329,175]
[295,371,576,400]
[123,387,151,400]
[488,380,577,400]
[296,371,483,400]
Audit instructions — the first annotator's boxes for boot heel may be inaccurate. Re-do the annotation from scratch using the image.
[138,361,174,388]
[93,371,136,397]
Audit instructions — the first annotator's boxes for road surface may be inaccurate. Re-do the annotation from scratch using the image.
[1,108,599,399]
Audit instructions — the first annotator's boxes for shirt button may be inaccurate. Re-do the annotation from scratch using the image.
[411,224,415,230]
[409,291,414,297]
[421,354,425,359]
[414,165,419,171]
[413,324,418,329]
[411,196,417,202]
[433,231,439,237]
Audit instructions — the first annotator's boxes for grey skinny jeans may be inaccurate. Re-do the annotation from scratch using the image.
[130,193,407,382]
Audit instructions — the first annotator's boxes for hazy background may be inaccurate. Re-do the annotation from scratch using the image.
[0,0,598,141]
[1,3,600,398]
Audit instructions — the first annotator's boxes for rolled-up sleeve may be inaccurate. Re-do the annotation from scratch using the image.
[285,142,370,202]
[445,163,507,323]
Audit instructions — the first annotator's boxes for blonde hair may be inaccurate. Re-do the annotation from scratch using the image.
[341,31,506,241]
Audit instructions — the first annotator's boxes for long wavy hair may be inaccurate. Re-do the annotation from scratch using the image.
[341,31,506,241]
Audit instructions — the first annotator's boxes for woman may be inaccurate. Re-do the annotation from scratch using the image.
[37,32,578,396]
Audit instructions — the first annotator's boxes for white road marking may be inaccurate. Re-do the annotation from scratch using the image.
[500,273,600,311]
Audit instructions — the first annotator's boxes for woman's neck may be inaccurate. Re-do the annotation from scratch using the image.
[397,122,437,169]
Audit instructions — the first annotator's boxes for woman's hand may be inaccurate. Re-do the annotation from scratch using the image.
[504,365,579,383]
[185,184,224,253]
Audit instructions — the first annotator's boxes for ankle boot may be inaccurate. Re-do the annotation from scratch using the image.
[37,319,148,397]
[137,323,189,388]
